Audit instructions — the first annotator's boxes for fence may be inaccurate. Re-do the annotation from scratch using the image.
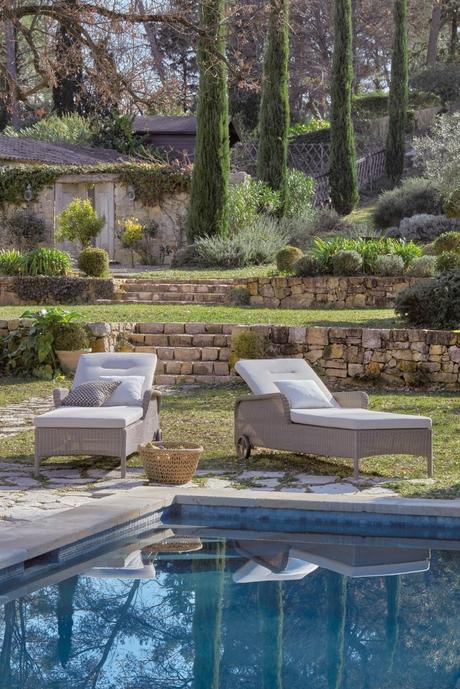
[232,140,386,207]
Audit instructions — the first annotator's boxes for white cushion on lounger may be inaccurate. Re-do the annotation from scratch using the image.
[235,358,337,404]
[73,352,156,395]
[34,405,143,429]
[290,407,432,430]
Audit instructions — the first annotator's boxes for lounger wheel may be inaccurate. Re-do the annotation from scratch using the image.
[236,435,251,460]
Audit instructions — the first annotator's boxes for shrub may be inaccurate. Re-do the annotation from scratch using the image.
[311,236,353,272]
[410,63,460,104]
[230,287,251,305]
[119,217,145,267]
[373,178,442,228]
[12,276,113,304]
[395,271,460,329]
[0,249,22,275]
[171,244,201,267]
[57,198,105,248]
[230,330,270,369]
[78,247,109,277]
[408,255,437,278]
[391,214,460,243]
[293,254,322,277]
[374,254,404,276]
[433,231,460,255]
[284,170,315,219]
[332,250,362,275]
[311,236,421,274]
[413,113,460,195]
[276,245,304,273]
[54,322,90,351]
[5,210,46,250]
[4,114,93,146]
[20,248,71,276]
[436,251,460,272]
[194,218,288,268]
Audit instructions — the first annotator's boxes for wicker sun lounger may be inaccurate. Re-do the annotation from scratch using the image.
[234,358,433,479]
[34,352,161,478]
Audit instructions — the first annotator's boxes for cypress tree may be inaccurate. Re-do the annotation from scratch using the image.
[187,0,229,240]
[385,0,408,185]
[256,0,290,215]
[330,0,359,216]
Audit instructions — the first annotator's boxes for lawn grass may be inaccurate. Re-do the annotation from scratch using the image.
[0,380,458,499]
[0,377,58,407]
[122,264,277,280]
[0,304,398,329]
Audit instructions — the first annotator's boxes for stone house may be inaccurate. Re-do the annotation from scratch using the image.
[0,135,190,265]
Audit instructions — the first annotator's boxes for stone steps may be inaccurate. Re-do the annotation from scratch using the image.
[107,278,235,306]
[131,323,234,385]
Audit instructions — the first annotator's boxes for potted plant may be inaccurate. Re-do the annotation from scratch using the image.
[115,332,134,352]
[53,322,92,373]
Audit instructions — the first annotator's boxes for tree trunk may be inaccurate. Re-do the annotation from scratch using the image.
[449,6,458,61]
[326,572,347,689]
[136,0,167,85]
[57,576,79,667]
[0,601,16,689]
[4,1,20,129]
[426,2,442,65]
[258,581,284,689]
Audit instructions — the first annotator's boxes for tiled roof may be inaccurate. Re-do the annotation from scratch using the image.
[0,136,135,165]
[133,115,197,135]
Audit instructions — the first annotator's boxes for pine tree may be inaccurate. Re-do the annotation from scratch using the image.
[187,0,229,240]
[385,0,408,185]
[256,0,290,215]
[330,0,359,216]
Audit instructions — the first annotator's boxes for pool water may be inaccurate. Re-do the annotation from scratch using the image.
[0,533,459,689]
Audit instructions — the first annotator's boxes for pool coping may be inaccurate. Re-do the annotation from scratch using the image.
[1,486,460,572]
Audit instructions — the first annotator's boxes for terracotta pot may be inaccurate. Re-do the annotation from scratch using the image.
[56,349,91,374]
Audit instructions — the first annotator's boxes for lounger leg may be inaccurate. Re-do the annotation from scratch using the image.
[120,452,127,479]
[34,449,41,478]
[427,447,434,478]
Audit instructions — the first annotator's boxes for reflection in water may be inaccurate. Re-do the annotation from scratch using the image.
[0,537,458,689]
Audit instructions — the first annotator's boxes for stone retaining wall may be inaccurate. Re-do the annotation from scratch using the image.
[236,276,420,308]
[1,319,459,387]
[0,276,114,306]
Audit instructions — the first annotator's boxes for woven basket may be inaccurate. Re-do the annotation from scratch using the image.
[139,441,203,484]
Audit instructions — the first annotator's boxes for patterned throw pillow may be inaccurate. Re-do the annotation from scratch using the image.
[62,380,121,407]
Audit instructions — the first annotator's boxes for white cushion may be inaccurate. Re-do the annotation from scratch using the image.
[235,358,337,406]
[100,375,145,406]
[73,353,156,396]
[274,379,334,409]
[34,406,143,429]
[290,407,432,430]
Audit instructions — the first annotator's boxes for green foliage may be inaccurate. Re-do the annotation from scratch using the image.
[375,254,405,276]
[385,0,408,184]
[284,171,315,220]
[0,307,81,378]
[228,179,281,233]
[230,330,270,369]
[187,0,229,240]
[444,188,460,219]
[373,178,442,228]
[332,250,362,275]
[276,245,304,273]
[288,119,330,137]
[0,249,22,275]
[408,255,437,277]
[0,163,191,208]
[3,114,93,146]
[353,90,439,119]
[390,214,460,242]
[54,322,90,351]
[90,110,139,154]
[20,248,71,276]
[77,247,109,277]
[410,63,460,104]
[330,0,359,215]
[293,254,322,277]
[436,251,460,272]
[194,219,288,268]
[312,236,421,274]
[433,232,460,254]
[5,210,47,250]
[256,0,290,214]
[12,276,113,304]
[57,198,104,248]
[395,271,460,329]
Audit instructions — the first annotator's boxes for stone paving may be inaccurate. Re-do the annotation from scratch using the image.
[0,394,433,526]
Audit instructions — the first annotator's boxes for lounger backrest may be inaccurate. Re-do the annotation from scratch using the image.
[235,358,335,403]
[73,352,157,394]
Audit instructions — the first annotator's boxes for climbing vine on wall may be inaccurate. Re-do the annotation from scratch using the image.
[0,162,192,207]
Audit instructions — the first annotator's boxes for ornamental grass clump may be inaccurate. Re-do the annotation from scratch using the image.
[20,248,71,276]
[0,249,22,275]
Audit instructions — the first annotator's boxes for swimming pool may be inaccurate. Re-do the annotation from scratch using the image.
[0,520,459,689]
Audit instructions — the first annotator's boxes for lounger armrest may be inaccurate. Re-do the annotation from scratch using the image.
[235,393,291,422]
[333,391,369,409]
[53,388,69,408]
[142,388,162,418]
